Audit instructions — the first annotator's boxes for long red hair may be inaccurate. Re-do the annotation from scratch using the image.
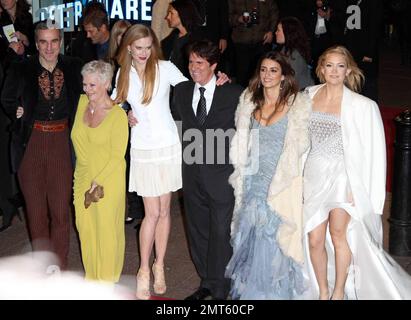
[115,24,163,105]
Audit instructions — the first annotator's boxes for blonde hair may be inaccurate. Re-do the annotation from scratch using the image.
[108,20,131,65]
[81,60,114,91]
[115,24,163,105]
[316,45,364,93]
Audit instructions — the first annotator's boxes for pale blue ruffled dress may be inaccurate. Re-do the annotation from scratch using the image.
[225,116,307,300]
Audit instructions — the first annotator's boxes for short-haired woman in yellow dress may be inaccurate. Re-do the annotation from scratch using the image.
[71,60,128,282]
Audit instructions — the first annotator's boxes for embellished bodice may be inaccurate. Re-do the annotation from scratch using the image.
[308,111,343,159]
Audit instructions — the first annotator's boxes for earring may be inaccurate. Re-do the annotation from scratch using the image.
[128,49,131,55]
[257,81,261,88]
[280,79,285,90]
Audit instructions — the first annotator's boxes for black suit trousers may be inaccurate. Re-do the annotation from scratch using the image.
[183,165,234,299]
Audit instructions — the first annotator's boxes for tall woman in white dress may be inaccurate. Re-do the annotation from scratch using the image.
[304,45,411,300]
[114,24,187,299]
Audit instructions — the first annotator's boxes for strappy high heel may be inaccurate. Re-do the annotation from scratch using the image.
[152,262,166,295]
[136,269,151,300]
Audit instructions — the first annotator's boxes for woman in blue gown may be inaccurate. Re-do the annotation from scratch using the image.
[226,51,312,299]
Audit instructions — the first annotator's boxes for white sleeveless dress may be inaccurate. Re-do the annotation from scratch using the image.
[303,111,411,300]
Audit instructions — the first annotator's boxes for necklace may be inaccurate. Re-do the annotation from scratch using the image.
[88,104,99,116]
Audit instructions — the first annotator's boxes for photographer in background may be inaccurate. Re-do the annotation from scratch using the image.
[228,0,279,87]
[307,0,346,81]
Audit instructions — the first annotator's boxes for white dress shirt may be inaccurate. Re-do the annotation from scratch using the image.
[112,60,187,150]
[192,75,216,116]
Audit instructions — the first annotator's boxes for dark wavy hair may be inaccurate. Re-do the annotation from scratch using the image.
[277,16,311,64]
[249,51,298,114]
[170,0,202,33]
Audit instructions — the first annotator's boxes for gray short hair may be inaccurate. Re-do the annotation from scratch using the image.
[34,21,63,42]
[81,60,114,91]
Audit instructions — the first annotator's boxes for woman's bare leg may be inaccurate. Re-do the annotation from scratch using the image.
[308,220,330,300]
[139,196,161,272]
[153,192,172,266]
[329,208,351,300]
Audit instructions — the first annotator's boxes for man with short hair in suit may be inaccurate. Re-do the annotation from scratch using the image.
[172,40,243,300]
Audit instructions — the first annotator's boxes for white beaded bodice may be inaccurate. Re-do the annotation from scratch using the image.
[308,111,343,159]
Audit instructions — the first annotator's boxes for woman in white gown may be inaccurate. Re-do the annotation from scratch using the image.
[303,45,411,300]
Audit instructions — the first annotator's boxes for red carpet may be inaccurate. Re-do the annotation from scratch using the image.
[380,106,408,192]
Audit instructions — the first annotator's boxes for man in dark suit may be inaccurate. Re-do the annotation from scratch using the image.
[306,0,346,79]
[192,0,231,73]
[192,0,229,53]
[1,22,83,269]
[172,40,243,300]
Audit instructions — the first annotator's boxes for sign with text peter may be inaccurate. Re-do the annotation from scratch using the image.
[32,0,153,32]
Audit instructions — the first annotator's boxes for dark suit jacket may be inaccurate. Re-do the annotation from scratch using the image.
[70,31,98,64]
[306,0,346,44]
[172,80,243,189]
[1,54,83,172]
[161,30,199,78]
[192,0,229,43]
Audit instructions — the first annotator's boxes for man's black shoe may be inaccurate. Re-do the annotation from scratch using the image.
[184,288,212,300]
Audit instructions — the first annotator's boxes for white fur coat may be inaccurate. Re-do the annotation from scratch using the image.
[229,89,312,264]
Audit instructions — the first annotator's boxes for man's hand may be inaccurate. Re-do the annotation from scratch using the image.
[14,31,29,46]
[262,31,273,45]
[317,8,331,20]
[216,71,231,86]
[128,110,138,127]
[16,106,24,118]
[219,39,227,53]
[238,14,248,25]
[362,56,373,63]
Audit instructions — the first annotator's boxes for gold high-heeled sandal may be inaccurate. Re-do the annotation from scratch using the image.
[136,269,151,300]
[152,262,166,295]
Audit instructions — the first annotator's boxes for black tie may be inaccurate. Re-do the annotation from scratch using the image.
[196,87,207,125]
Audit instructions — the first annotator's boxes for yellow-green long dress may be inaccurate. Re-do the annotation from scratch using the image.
[71,94,129,282]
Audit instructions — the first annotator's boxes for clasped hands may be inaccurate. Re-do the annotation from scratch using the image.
[84,181,104,209]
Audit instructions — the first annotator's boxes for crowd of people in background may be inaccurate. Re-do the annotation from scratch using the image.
[1,0,411,300]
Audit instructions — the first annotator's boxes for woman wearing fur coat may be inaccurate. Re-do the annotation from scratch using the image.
[225,51,311,299]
